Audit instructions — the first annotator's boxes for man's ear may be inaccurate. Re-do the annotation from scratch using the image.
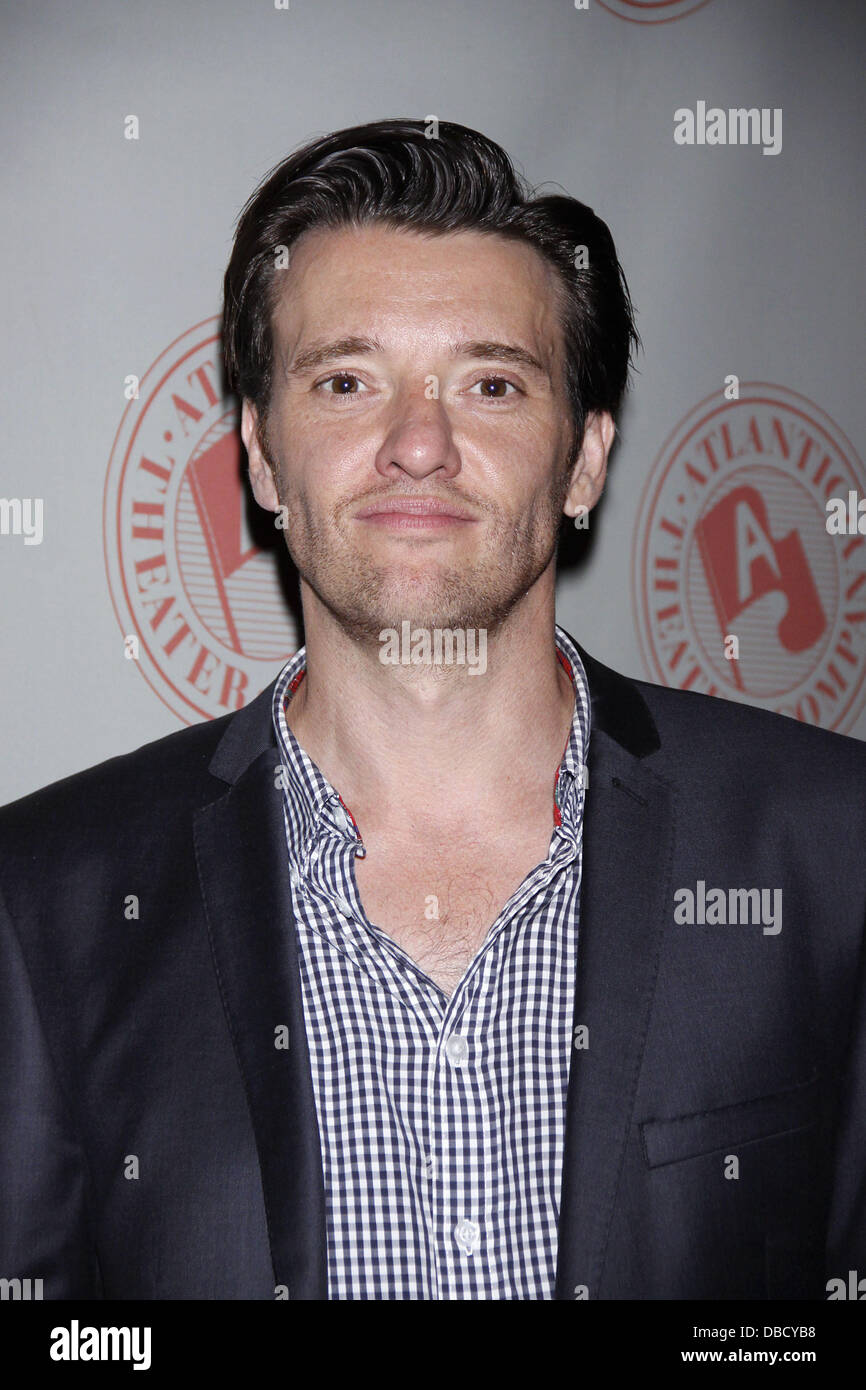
[241,399,281,512]
[562,410,616,522]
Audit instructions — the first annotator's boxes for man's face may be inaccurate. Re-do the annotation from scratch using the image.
[243,222,604,642]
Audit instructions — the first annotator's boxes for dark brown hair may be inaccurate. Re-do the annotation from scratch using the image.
[223,118,639,453]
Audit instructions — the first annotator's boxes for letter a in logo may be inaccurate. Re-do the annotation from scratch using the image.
[695,484,825,689]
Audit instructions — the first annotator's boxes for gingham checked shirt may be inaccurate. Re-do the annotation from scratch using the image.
[271,623,590,1299]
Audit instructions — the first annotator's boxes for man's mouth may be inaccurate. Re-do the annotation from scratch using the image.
[354,496,478,529]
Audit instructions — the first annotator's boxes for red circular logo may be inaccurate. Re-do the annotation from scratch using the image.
[103,319,299,723]
[596,0,713,22]
[633,383,866,732]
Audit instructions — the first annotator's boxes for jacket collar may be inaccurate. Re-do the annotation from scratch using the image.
[575,643,661,760]
[195,631,673,1299]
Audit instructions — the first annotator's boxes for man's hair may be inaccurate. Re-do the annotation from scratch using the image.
[223,118,639,456]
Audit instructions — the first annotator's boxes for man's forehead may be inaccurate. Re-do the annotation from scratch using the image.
[271,223,565,369]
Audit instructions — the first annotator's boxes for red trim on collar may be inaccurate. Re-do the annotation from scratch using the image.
[556,648,574,683]
[553,648,575,826]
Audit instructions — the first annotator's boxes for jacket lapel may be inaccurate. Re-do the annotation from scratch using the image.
[194,690,327,1300]
[554,644,675,1299]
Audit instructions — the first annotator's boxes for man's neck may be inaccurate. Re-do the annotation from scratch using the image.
[284,586,576,836]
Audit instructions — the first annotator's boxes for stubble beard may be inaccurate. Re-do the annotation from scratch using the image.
[264,430,576,653]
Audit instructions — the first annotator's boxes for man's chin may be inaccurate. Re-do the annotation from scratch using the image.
[342,609,484,642]
[305,546,534,641]
[333,589,516,645]
[336,572,479,630]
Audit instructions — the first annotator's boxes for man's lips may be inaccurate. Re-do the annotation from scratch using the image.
[354,497,478,527]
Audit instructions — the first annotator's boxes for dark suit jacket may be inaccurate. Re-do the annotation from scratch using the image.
[1,638,865,1300]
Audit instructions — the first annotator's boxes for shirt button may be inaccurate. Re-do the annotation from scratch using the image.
[454,1219,480,1255]
[332,804,352,834]
[334,895,353,919]
[444,1034,469,1066]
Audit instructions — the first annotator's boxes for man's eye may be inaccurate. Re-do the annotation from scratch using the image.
[468,376,520,399]
[317,373,367,395]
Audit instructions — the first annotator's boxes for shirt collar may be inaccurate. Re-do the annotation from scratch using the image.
[271,622,591,868]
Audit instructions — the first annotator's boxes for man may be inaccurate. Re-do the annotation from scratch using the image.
[1,119,864,1301]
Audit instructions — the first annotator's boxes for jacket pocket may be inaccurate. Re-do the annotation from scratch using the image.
[640,1070,820,1169]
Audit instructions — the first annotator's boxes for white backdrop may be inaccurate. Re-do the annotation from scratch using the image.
[1,0,864,802]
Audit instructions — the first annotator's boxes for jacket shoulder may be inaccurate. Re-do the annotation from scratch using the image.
[633,670,866,765]
[573,637,866,784]
[0,693,270,865]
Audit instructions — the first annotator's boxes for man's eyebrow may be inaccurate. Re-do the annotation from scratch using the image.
[452,340,548,376]
[285,336,550,379]
[286,336,383,376]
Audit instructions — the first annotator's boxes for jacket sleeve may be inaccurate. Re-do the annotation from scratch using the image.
[826,907,866,1277]
[0,888,102,1298]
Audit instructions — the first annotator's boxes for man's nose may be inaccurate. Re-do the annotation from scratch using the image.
[373,383,462,481]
